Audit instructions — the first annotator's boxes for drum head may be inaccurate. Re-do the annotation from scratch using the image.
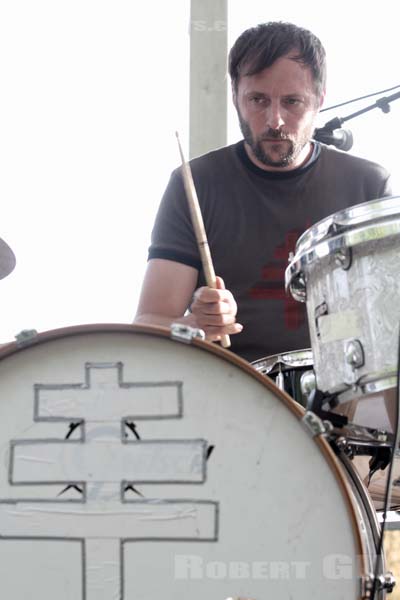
[0,324,369,599]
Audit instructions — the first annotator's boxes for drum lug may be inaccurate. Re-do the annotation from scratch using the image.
[315,301,328,338]
[275,370,285,391]
[293,272,307,301]
[361,571,396,597]
[170,323,206,344]
[383,571,397,593]
[360,574,372,598]
[300,369,317,402]
[344,339,365,369]
[14,328,38,347]
[334,246,352,270]
[301,410,327,437]
[286,251,307,301]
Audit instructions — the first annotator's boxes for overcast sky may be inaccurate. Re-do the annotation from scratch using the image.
[1,1,399,343]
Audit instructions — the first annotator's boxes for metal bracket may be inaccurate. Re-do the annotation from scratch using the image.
[170,323,206,344]
[361,572,396,597]
[345,339,365,369]
[315,301,328,338]
[301,411,327,437]
[14,329,38,347]
[360,574,371,598]
[334,246,352,270]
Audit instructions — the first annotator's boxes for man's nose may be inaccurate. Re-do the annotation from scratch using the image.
[265,101,285,130]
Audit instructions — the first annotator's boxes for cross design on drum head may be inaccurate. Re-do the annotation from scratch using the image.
[0,362,218,600]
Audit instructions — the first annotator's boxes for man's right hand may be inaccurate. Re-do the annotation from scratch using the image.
[190,276,243,341]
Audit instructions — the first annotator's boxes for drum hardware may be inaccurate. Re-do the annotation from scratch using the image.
[170,322,206,343]
[276,348,396,452]
[343,339,366,389]
[322,419,335,434]
[327,417,394,450]
[15,328,38,347]
[332,436,394,462]
[285,195,400,405]
[361,571,396,596]
[336,443,393,487]
[333,448,396,597]
[299,368,316,398]
[335,448,394,597]
[301,410,328,437]
[365,447,393,486]
[252,348,314,376]
[302,373,340,410]
[361,377,399,396]
[374,431,389,444]
[345,339,365,370]
[314,300,328,338]
[335,449,394,596]
[333,436,355,459]
[334,246,352,270]
[350,434,392,452]
[275,369,284,391]
[330,374,398,411]
[306,387,349,429]
[252,348,314,407]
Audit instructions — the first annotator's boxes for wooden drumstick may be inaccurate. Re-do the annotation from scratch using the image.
[175,132,231,349]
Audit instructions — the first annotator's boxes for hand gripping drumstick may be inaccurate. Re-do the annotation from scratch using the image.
[175,132,231,349]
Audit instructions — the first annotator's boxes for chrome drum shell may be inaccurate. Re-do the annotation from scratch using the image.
[285,196,400,409]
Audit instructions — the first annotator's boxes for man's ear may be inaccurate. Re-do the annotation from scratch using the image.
[318,89,326,109]
[231,82,238,109]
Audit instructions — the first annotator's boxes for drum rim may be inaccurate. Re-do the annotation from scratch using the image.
[286,219,400,301]
[285,195,400,300]
[339,452,384,551]
[0,323,306,411]
[295,194,400,255]
[0,321,368,574]
[252,348,313,373]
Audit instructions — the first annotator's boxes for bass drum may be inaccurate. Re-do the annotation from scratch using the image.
[0,324,389,599]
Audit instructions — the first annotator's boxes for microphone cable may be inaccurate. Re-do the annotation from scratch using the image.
[321,84,400,113]
[370,323,400,599]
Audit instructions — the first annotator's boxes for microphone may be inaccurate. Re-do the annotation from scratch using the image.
[313,127,353,151]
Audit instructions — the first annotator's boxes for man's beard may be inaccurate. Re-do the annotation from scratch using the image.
[237,112,311,168]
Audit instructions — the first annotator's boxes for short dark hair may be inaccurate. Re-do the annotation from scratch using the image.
[228,21,326,98]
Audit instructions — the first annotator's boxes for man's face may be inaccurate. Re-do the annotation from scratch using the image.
[233,54,324,171]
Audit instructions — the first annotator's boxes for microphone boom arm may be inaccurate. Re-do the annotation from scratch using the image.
[323,89,400,130]
[314,89,400,151]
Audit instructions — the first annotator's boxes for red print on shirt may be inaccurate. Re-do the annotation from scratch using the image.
[249,228,307,330]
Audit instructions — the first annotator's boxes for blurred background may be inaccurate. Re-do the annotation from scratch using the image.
[1,0,399,342]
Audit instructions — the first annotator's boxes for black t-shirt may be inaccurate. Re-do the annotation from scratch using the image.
[149,141,392,362]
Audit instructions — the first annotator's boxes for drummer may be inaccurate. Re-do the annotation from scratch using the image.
[134,21,392,363]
